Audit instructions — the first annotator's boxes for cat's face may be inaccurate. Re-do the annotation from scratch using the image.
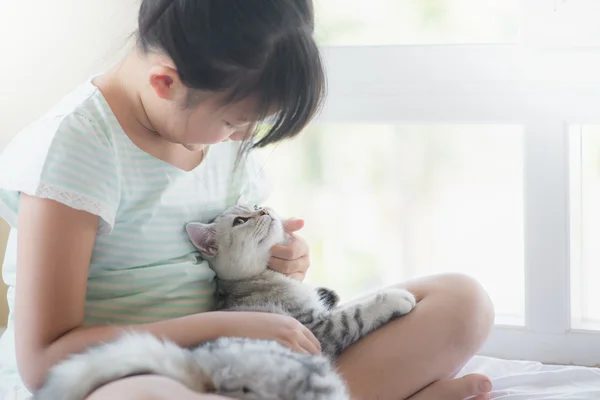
[186,204,287,280]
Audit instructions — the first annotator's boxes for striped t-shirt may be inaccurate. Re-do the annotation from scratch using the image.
[0,78,270,396]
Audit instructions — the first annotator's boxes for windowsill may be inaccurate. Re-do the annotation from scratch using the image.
[495,314,525,327]
[572,320,600,333]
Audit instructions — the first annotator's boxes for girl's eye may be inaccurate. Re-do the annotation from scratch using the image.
[224,121,236,130]
[233,217,249,226]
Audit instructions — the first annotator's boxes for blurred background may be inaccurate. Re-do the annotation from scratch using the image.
[2,1,600,341]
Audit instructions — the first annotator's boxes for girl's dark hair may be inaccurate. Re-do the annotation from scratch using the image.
[137,0,326,149]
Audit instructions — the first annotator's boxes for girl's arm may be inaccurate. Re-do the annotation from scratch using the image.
[15,195,320,392]
[15,195,229,391]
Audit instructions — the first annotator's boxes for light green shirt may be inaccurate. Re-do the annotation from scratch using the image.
[0,78,270,396]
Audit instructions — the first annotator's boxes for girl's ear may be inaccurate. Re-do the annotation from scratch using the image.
[186,222,217,257]
[147,64,182,101]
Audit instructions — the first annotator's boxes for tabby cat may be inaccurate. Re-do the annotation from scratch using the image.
[35,204,416,399]
[185,204,417,358]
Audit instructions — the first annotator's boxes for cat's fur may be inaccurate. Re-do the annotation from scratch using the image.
[185,204,417,358]
[34,333,349,400]
[34,204,416,399]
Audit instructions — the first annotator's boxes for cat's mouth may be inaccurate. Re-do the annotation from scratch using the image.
[255,216,275,244]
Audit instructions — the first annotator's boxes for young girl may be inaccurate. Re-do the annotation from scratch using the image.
[0,1,495,399]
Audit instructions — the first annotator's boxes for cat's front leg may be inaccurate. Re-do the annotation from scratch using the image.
[356,287,417,319]
[314,288,417,357]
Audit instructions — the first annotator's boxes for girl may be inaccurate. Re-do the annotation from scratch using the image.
[0,1,494,399]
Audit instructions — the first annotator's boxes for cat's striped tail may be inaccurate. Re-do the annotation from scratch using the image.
[33,333,211,400]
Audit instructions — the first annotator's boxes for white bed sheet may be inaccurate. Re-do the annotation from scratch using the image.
[458,355,600,399]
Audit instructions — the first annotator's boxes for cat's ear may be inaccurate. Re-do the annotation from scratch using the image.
[186,222,217,257]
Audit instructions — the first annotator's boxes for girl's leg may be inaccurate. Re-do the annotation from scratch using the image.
[336,273,495,400]
[85,375,232,400]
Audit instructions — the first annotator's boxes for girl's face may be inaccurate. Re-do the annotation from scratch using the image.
[142,65,259,148]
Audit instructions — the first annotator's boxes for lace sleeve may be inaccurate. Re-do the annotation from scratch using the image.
[0,112,120,235]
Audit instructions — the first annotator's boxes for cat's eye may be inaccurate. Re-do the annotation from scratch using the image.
[233,217,250,227]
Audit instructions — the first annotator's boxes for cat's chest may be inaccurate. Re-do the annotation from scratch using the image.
[273,282,322,310]
[287,283,323,306]
[218,276,324,311]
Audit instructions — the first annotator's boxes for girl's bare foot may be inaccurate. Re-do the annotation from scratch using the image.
[409,373,492,400]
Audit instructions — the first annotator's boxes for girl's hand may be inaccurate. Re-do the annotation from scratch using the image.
[219,311,321,355]
[269,219,310,281]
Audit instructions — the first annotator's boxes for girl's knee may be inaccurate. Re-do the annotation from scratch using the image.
[429,273,495,348]
[85,375,220,400]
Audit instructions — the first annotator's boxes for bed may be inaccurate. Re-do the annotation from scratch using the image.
[458,355,600,399]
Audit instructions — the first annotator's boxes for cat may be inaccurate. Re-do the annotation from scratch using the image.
[34,333,350,400]
[185,204,417,358]
[35,204,416,399]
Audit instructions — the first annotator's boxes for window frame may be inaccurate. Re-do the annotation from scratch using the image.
[521,0,600,49]
[315,43,600,366]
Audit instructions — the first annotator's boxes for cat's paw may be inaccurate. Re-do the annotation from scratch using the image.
[377,288,417,316]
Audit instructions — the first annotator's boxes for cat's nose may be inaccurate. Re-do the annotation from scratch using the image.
[260,209,269,216]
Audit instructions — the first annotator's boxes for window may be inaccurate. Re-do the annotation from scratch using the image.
[522,0,600,48]
[259,0,600,366]
[257,124,525,324]
[570,125,600,330]
[314,0,520,46]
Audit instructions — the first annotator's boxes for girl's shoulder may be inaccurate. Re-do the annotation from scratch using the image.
[0,78,122,176]
[11,78,118,149]
[0,79,125,234]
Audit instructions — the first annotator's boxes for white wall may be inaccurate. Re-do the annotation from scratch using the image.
[0,0,140,150]
[0,0,140,326]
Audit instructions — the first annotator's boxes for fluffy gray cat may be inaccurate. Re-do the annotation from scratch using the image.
[34,333,349,400]
[185,204,417,358]
[34,204,416,399]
